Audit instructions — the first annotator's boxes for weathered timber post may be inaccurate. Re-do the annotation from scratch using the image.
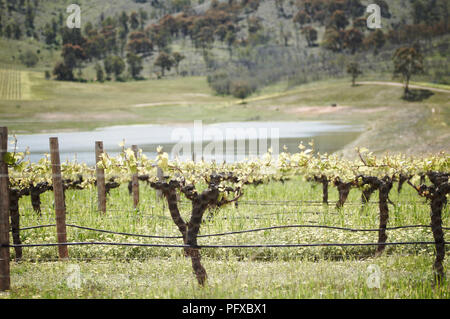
[95,141,106,214]
[49,137,69,259]
[0,127,11,291]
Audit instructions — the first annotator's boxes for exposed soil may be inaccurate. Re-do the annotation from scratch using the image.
[35,112,139,121]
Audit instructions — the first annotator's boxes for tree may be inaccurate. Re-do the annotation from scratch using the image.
[393,46,424,98]
[301,26,317,47]
[345,0,365,18]
[293,10,311,28]
[95,63,104,82]
[127,31,153,56]
[126,53,143,79]
[172,52,185,75]
[279,24,291,47]
[364,29,386,55]
[119,11,129,34]
[43,23,57,45]
[329,10,349,30]
[4,23,13,39]
[62,44,87,70]
[322,28,343,52]
[130,11,140,30]
[12,22,22,39]
[347,62,362,86]
[25,1,35,33]
[104,55,125,80]
[112,56,125,80]
[104,57,114,80]
[138,8,148,30]
[215,24,228,42]
[147,25,171,51]
[194,26,215,53]
[225,30,236,58]
[343,28,363,54]
[375,0,391,19]
[247,17,262,34]
[353,17,366,31]
[53,61,74,81]
[154,52,174,77]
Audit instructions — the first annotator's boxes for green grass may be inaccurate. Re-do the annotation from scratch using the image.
[1,178,448,298]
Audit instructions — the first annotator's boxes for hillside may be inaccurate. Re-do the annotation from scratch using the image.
[0,0,448,84]
[0,0,449,158]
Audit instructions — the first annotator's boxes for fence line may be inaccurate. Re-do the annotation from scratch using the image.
[3,241,449,249]
[12,223,450,239]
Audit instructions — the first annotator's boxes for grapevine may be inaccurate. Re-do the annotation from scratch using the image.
[3,138,449,285]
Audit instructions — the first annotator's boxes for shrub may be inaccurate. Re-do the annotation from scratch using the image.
[19,50,39,67]
[230,80,256,99]
[207,71,231,95]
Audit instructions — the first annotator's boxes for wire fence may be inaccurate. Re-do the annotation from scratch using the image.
[6,222,448,252]
[5,171,448,267]
[4,241,449,249]
[15,223,450,239]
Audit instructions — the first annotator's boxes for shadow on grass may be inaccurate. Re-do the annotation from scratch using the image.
[403,89,434,102]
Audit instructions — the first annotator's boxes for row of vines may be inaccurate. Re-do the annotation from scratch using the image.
[0,65,22,100]
[3,136,450,287]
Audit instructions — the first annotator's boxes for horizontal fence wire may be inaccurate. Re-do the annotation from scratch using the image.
[12,252,436,262]
[14,248,442,262]
[3,241,449,249]
[179,200,429,206]
[12,223,450,239]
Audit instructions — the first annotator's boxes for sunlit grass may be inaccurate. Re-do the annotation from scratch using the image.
[2,178,448,298]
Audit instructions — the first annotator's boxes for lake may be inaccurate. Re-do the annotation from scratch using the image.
[12,121,364,165]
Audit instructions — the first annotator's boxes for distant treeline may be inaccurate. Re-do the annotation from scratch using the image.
[0,0,448,95]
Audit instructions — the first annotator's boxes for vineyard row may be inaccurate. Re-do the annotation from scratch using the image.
[0,129,449,289]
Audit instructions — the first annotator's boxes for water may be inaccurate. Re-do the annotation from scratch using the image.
[11,121,364,165]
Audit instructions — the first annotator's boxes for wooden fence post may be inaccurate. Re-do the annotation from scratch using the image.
[131,145,139,209]
[95,141,106,214]
[0,127,11,291]
[49,137,69,259]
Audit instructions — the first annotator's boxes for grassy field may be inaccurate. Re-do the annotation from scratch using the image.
[1,70,448,157]
[0,178,448,299]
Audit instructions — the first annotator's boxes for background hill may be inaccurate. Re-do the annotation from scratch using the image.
[0,0,448,87]
[0,0,449,157]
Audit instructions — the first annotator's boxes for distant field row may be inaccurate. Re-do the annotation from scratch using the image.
[0,66,33,101]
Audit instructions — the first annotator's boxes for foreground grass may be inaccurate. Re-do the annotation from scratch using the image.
[2,255,448,299]
[1,177,448,298]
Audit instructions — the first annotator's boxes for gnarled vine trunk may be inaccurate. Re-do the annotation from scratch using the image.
[30,190,41,215]
[314,175,328,204]
[397,174,411,194]
[430,189,446,285]
[335,179,353,209]
[361,185,377,204]
[9,189,22,260]
[155,182,213,286]
[376,179,393,256]
[426,172,448,285]
[152,174,237,286]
